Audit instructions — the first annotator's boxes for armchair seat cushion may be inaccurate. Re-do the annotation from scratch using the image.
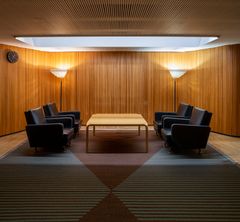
[63,128,74,144]
[161,128,172,145]
[73,119,81,134]
[63,128,74,137]
[153,120,162,134]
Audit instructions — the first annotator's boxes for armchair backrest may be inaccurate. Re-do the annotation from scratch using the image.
[176,103,193,117]
[43,103,59,116]
[25,110,35,124]
[189,107,212,125]
[26,107,47,124]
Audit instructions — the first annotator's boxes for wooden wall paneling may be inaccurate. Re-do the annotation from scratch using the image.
[151,52,173,115]
[0,45,59,136]
[237,46,240,136]
[231,45,240,136]
[177,45,240,136]
[1,44,240,136]
[119,52,128,113]
[128,52,147,117]
[0,45,26,135]
[25,48,38,110]
[60,52,78,111]
[92,52,101,114]
[221,46,228,134]
[222,46,233,134]
[146,53,154,123]
[0,46,8,135]
[76,52,91,123]
[24,50,58,110]
[215,47,223,132]
[177,52,189,103]
[73,51,174,124]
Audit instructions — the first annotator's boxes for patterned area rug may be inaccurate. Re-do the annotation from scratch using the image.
[0,130,240,222]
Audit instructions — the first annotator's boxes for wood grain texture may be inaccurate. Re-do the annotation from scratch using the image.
[0,131,27,159]
[177,45,240,136]
[0,45,59,136]
[208,132,240,164]
[72,52,174,125]
[0,44,240,136]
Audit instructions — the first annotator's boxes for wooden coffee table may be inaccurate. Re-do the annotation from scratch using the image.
[86,114,148,153]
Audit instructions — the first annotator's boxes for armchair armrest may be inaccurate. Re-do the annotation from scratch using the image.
[26,123,63,135]
[46,117,73,128]
[171,124,211,149]
[155,112,177,121]
[59,111,80,120]
[46,114,75,123]
[161,115,185,122]
[163,117,190,129]
[26,124,64,147]
[26,123,63,138]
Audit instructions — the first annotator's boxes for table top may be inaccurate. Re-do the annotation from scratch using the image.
[86,113,148,126]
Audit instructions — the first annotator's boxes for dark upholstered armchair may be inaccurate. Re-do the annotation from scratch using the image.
[25,107,74,151]
[43,102,81,135]
[161,107,212,152]
[153,103,193,135]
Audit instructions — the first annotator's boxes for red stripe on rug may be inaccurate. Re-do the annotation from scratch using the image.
[79,193,138,222]
[71,130,161,189]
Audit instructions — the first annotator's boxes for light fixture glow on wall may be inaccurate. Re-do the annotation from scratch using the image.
[50,68,68,111]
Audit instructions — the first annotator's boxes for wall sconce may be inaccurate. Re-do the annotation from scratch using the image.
[50,68,68,111]
[169,69,187,111]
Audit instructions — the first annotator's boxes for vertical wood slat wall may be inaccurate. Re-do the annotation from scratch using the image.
[176,45,240,136]
[0,44,239,137]
[71,52,174,125]
[0,45,59,136]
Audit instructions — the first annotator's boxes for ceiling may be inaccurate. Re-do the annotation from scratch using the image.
[0,0,240,51]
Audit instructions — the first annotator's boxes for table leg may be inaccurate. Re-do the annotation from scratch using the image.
[138,125,141,136]
[86,125,89,153]
[93,125,95,136]
[145,125,148,153]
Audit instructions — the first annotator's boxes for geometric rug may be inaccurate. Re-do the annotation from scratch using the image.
[0,130,240,222]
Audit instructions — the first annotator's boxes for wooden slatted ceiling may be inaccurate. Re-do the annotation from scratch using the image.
[0,0,240,46]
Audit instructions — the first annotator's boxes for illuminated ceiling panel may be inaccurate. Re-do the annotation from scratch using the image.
[16,36,218,52]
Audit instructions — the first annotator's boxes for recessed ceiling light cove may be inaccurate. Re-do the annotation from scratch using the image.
[15,36,218,52]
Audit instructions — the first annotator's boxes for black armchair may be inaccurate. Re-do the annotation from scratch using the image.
[161,107,212,152]
[25,107,74,151]
[43,102,81,135]
[153,103,193,135]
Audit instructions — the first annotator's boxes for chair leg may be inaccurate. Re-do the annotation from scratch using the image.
[198,149,201,154]
[67,140,71,147]
[35,147,38,153]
